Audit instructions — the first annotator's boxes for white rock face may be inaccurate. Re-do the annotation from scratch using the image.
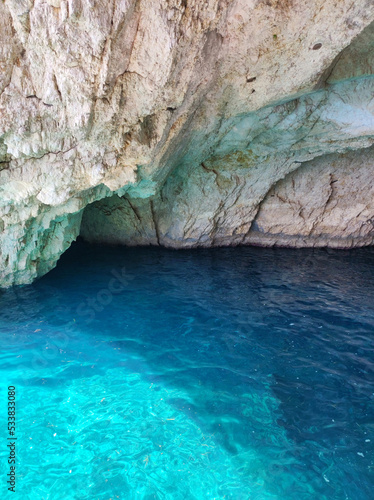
[1,0,374,286]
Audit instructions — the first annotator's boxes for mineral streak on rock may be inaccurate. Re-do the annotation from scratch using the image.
[1,0,374,286]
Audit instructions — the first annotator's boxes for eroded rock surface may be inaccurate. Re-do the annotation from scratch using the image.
[1,0,374,286]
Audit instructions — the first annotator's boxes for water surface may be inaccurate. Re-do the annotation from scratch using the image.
[1,241,374,499]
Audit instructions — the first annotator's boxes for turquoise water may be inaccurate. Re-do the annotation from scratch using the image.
[1,241,374,499]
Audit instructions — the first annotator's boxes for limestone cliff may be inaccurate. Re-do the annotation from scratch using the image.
[1,0,374,286]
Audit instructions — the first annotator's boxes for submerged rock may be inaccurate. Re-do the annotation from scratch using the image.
[1,0,374,286]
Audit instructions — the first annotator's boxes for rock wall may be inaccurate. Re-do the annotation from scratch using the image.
[1,0,374,286]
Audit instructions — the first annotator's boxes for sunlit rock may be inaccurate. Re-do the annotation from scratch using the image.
[1,0,374,286]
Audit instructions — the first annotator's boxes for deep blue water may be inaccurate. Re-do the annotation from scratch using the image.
[1,241,374,499]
